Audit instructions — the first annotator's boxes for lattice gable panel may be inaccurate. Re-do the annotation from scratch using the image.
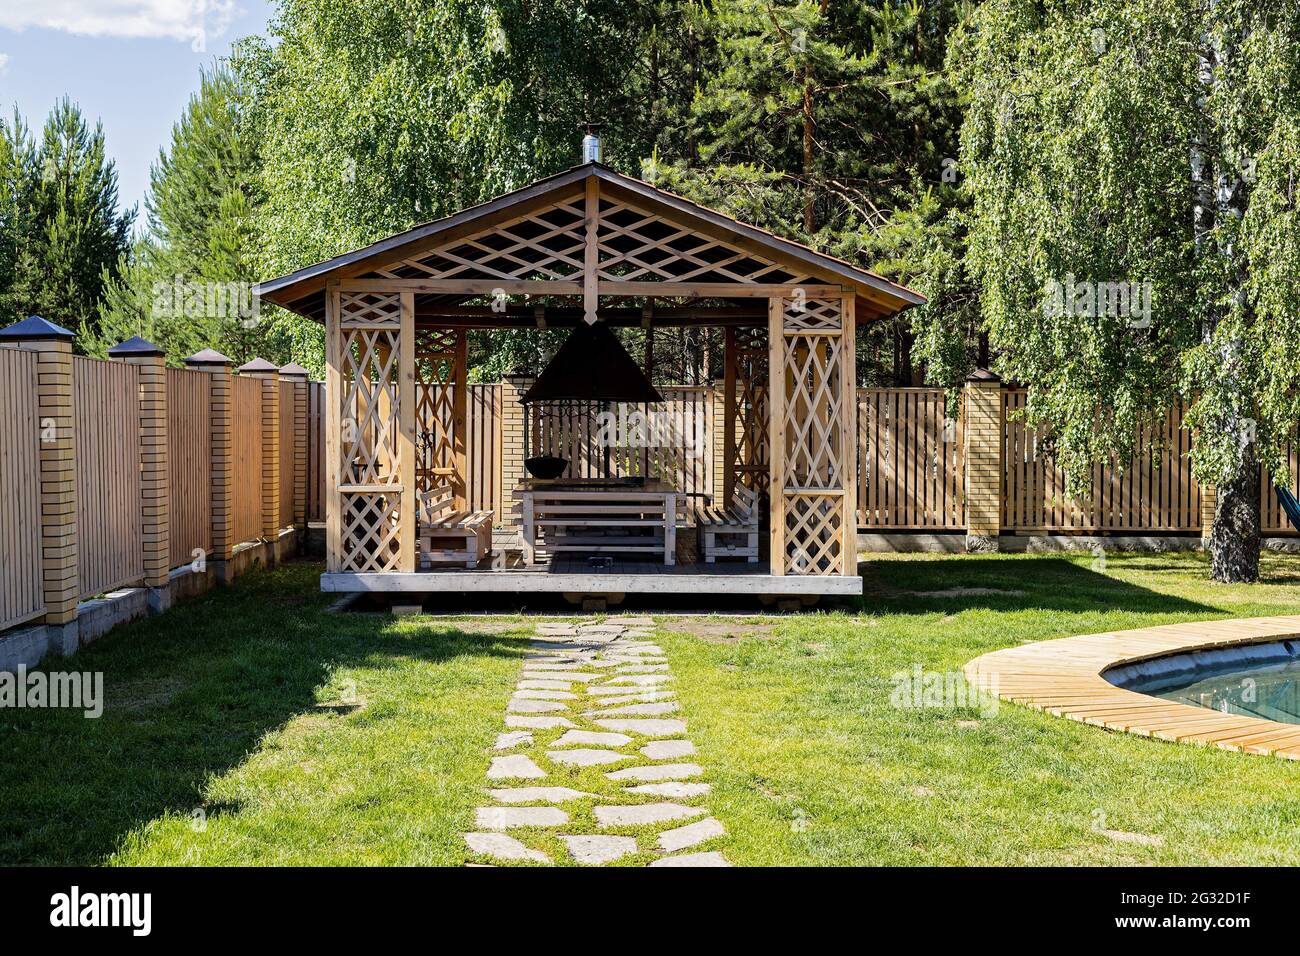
[369,200,588,283]
[341,291,402,328]
[596,198,817,285]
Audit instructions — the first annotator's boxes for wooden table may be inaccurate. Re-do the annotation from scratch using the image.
[513,478,683,566]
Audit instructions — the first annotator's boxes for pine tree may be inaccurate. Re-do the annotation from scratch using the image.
[6,99,132,340]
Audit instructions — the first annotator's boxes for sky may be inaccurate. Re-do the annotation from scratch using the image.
[0,0,275,225]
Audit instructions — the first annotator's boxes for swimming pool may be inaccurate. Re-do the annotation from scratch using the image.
[1106,639,1300,726]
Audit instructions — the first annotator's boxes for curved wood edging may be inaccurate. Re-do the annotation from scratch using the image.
[963,615,1300,759]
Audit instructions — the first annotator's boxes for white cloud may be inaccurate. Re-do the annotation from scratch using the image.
[0,1,234,45]
[0,54,8,76]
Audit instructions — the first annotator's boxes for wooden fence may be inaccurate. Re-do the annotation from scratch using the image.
[857,388,965,529]
[166,367,211,570]
[0,348,45,631]
[232,376,264,547]
[74,356,144,599]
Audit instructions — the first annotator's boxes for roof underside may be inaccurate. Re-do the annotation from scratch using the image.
[255,163,925,325]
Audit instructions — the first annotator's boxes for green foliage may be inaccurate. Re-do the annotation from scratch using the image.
[90,66,275,366]
[0,100,132,339]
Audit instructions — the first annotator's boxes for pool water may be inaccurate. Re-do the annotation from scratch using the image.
[1150,659,1300,725]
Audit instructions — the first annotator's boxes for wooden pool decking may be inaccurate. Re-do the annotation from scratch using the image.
[964,616,1300,759]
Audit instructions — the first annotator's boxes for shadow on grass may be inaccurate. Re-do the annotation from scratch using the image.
[0,561,522,866]
[856,555,1215,617]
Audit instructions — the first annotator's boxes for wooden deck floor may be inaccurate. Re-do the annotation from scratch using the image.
[964,616,1300,759]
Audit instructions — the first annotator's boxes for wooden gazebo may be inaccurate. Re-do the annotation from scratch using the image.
[256,161,923,600]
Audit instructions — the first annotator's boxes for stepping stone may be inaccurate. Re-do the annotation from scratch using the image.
[535,624,578,634]
[625,782,711,798]
[488,755,547,780]
[513,689,577,700]
[552,730,633,748]
[588,702,680,717]
[615,645,664,656]
[494,730,533,750]
[508,698,568,713]
[476,806,568,830]
[616,664,670,673]
[561,835,639,865]
[594,803,707,827]
[603,674,673,686]
[507,715,576,730]
[588,684,669,695]
[488,787,593,804]
[594,719,687,737]
[520,671,601,682]
[648,852,730,868]
[658,817,724,852]
[641,739,696,760]
[606,763,703,782]
[464,832,549,863]
[589,692,676,705]
[578,624,625,634]
[606,616,654,627]
[548,748,635,767]
[517,679,576,690]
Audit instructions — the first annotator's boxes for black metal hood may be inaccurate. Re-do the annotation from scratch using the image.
[521,322,663,404]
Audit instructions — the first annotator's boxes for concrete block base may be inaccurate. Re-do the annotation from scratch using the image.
[964,534,999,553]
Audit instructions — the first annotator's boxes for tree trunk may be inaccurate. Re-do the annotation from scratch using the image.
[1210,436,1260,582]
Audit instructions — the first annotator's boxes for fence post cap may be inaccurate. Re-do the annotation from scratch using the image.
[184,348,232,367]
[107,335,164,358]
[237,357,279,374]
[965,368,1001,384]
[278,362,310,378]
[0,314,75,341]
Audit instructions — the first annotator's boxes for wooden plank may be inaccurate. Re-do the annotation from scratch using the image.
[398,292,417,572]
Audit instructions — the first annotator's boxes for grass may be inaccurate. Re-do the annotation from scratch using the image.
[3,550,1300,865]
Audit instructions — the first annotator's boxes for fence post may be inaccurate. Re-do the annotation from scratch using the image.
[185,349,234,584]
[0,317,79,653]
[280,363,310,546]
[500,370,534,529]
[239,358,281,564]
[1200,485,1216,547]
[963,369,1004,552]
[710,377,726,504]
[108,336,171,611]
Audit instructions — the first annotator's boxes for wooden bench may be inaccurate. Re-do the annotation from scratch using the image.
[418,483,493,569]
[698,484,760,563]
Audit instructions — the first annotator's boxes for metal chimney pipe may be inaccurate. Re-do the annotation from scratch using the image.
[582,133,602,164]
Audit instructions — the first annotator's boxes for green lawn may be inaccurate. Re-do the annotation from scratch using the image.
[3,551,1300,866]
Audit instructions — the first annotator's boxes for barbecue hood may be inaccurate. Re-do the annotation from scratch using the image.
[521,321,663,405]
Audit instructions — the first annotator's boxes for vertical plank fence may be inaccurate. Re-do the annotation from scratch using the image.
[231,375,264,547]
[74,356,144,598]
[0,348,45,629]
[166,367,211,569]
[857,388,965,528]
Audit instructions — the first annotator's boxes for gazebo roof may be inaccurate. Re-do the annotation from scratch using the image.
[254,163,924,325]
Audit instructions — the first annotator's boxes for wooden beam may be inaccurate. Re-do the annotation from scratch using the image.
[599,281,847,299]
[453,329,468,510]
[398,292,417,572]
[768,296,786,575]
[840,294,857,575]
[324,280,343,572]
[341,278,582,295]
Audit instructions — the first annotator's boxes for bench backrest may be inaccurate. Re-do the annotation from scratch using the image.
[417,483,455,524]
[733,482,760,518]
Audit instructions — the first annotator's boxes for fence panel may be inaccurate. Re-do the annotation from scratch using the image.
[857,388,965,528]
[279,379,296,528]
[75,356,143,597]
[0,348,46,629]
[467,383,500,517]
[308,382,325,522]
[1002,390,1201,532]
[232,375,263,545]
[167,367,211,569]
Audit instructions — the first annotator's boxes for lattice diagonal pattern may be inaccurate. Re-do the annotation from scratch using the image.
[780,334,845,489]
[729,325,769,497]
[341,328,401,485]
[415,328,460,494]
[783,493,844,575]
[342,492,402,572]
[597,198,812,285]
[373,200,588,282]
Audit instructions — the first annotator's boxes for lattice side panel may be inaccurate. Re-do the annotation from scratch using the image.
[780,332,845,489]
[729,325,770,498]
[783,493,844,575]
[338,294,404,572]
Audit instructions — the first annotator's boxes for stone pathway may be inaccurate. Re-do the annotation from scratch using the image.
[462,617,730,867]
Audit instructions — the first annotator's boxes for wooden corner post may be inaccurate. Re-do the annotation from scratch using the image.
[324,281,342,572]
[238,359,281,558]
[399,292,417,572]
